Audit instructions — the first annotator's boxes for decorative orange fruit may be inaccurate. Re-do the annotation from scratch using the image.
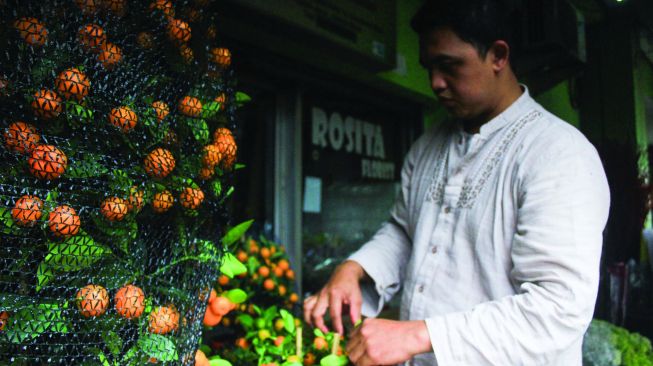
[235,337,249,350]
[285,269,295,280]
[75,0,101,15]
[136,31,154,49]
[127,186,144,213]
[289,293,299,303]
[55,68,90,101]
[76,284,109,317]
[0,311,8,331]
[277,259,290,271]
[100,197,128,221]
[4,122,40,154]
[167,19,191,43]
[114,284,145,319]
[202,144,221,168]
[214,92,226,106]
[151,101,169,122]
[103,0,126,16]
[148,305,179,334]
[11,195,43,227]
[178,96,202,118]
[78,24,106,50]
[28,144,68,180]
[149,0,175,18]
[152,190,174,213]
[209,296,233,316]
[14,17,48,46]
[258,265,270,277]
[263,279,275,291]
[213,127,237,169]
[195,350,210,366]
[179,187,204,210]
[313,337,328,351]
[278,285,287,296]
[178,43,193,64]
[218,275,229,286]
[203,307,222,327]
[32,89,62,119]
[197,166,214,180]
[144,148,175,179]
[97,42,122,69]
[260,247,271,259]
[108,106,137,132]
[209,48,231,68]
[48,205,80,238]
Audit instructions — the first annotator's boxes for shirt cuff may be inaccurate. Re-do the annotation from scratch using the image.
[347,251,398,318]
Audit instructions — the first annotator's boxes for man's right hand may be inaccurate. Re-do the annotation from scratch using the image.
[303,260,367,335]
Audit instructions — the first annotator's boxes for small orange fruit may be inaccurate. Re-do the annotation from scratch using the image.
[263,279,275,291]
[32,89,62,119]
[178,96,202,118]
[248,239,259,254]
[75,0,101,15]
[114,284,145,319]
[127,186,144,213]
[285,269,295,280]
[104,0,126,16]
[152,190,174,213]
[108,106,137,132]
[100,197,128,221]
[258,266,270,278]
[178,43,194,64]
[210,296,233,316]
[78,24,106,50]
[179,187,204,210]
[144,148,175,179]
[213,127,237,169]
[203,307,222,326]
[278,285,287,296]
[235,337,249,349]
[214,93,226,105]
[273,266,284,278]
[195,350,210,366]
[0,311,8,331]
[4,122,40,154]
[274,335,285,347]
[278,259,290,271]
[76,284,109,317]
[236,250,247,263]
[136,31,154,49]
[197,166,214,180]
[313,337,328,351]
[304,352,316,366]
[149,305,180,334]
[11,195,43,227]
[208,289,217,303]
[48,205,80,238]
[97,42,123,69]
[14,17,48,46]
[209,47,231,67]
[167,19,191,43]
[151,101,169,122]
[28,144,68,180]
[289,293,299,303]
[55,68,90,101]
[218,275,229,286]
[149,0,175,18]
[260,247,271,259]
[202,144,221,168]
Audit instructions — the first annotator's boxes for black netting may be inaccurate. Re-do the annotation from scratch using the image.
[0,1,237,364]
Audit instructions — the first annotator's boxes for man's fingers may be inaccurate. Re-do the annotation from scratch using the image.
[349,296,362,325]
[303,296,317,326]
[329,293,344,335]
[346,336,365,365]
[311,294,330,333]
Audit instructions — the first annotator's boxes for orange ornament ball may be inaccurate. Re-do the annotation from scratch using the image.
[178,96,202,118]
[104,0,126,16]
[149,0,175,18]
[78,24,106,50]
[213,127,237,169]
[108,106,138,132]
[55,67,90,101]
[75,0,102,15]
[152,190,174,213]
[127,186,144,213]
[100,197,128,222]
[151,101,169,122]
[97,42,123,70]
[14,17,48,46]
[76,284,109,317]
[4,122,40,154]
[32,89,62,120]
[202,144,221,168]
[0,311,8,331]
[144,148,176,179]
[178,43,194,64]
[209,47,231,67]
[179,187,204,210]
[197,166,214,180]
[167,19,191,43]
[11,195,43,227]
[48,205,81,238]
[148,306,180,334]
[28,144,68,180]
[114,284,146,319]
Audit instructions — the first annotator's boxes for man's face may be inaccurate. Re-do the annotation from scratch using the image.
[419,27,498,121]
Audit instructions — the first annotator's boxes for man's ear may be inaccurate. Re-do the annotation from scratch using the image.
[489,40,510,72]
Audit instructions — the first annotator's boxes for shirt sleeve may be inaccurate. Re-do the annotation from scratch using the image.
[425,134,610,365]
[347,131,428,317]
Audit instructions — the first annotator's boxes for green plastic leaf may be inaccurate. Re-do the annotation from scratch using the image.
[237,314,254,329]
[36,262,53,292]
[211,179,222,197]
[281,362,302,366]
[219,253,247,278]
[208,358,233,366]
[280,309,296,334]
[221,220,254,246]
[102,330,123,356]
[67,153,108,178]
[225,289,248,304]
[0,207,22,235]
[137,334,178,362]
[235,92,251,104]
[314,328,326,338]
[189,118,210,144]
[0,304,68,344]
[44,234,110,271]
[202,101,222,119]
[320,355,348,366]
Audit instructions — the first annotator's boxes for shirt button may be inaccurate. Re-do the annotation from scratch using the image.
[431,246,438,254]
[417,285,424,293]
[444,206,451,213]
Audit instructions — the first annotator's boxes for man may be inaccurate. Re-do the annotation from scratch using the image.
[303,0,611,365]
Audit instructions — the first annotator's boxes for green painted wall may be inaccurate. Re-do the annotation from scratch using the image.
[634,53,653,151]
[534,80,580,128]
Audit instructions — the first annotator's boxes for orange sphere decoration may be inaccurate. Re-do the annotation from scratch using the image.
[4,122,41,154]
[148,306,180,334]
[213,127,237,169]
[100,197,128,222]
[78,24,106,50]
[151,101,169,122]
[75,0,101,15]
[197,166,214,180]
[97,42,123,69]
[104,0,126,16]
[179,187,204,210]
[114,284,146,319]
[55,68,90,101]
[127,186,144,213]
[11,195,43,227]
[167,19,191,43]
[32,89,62,119]
[178,43,194,64]
[108,106,138,132]
[14,17,48,46]
[76,284,109,317]
[149,0,175,18]
[48,205,81,238]
[214,93,226,106]
[136,31,154,49]
[152,190,174,213]
[178,96,202,118]
[144,148,176,179]
[0,311,8,331]
[28,144,68,180]
[209,48,231,67]
[202,144,221,168]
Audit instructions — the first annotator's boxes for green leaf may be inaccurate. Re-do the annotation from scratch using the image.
[109,169,133,193]
[44,234,110,272]
[219,253,247,278]
[234,163,246,170]
[201,101,222,119]
[36,262,53,292]
[280,309,296,335]
[102,330,123,356]
[221,220,254,247]
[225,289,248,304]
[237,314,254,329]
[235,92,252,104]
[314,328,325,338]
[0,207,21,235]
[208,358,233,366]
[211,179,222,197]
[67,153,108,178]
[0,304,68,344]
[137,334,178,362]
[319,355,348,366]
[188,118,209,144]
[281,362,302,366]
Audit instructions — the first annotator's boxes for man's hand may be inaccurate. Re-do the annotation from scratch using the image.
[346,318,431,366]
[303,260,367,335]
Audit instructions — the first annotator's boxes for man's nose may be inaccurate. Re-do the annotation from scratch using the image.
[430,71,446,94]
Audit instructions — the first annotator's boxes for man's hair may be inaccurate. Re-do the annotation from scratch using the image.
[411,0,515,59]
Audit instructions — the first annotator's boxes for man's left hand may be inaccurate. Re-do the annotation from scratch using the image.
[346,318,431,366]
